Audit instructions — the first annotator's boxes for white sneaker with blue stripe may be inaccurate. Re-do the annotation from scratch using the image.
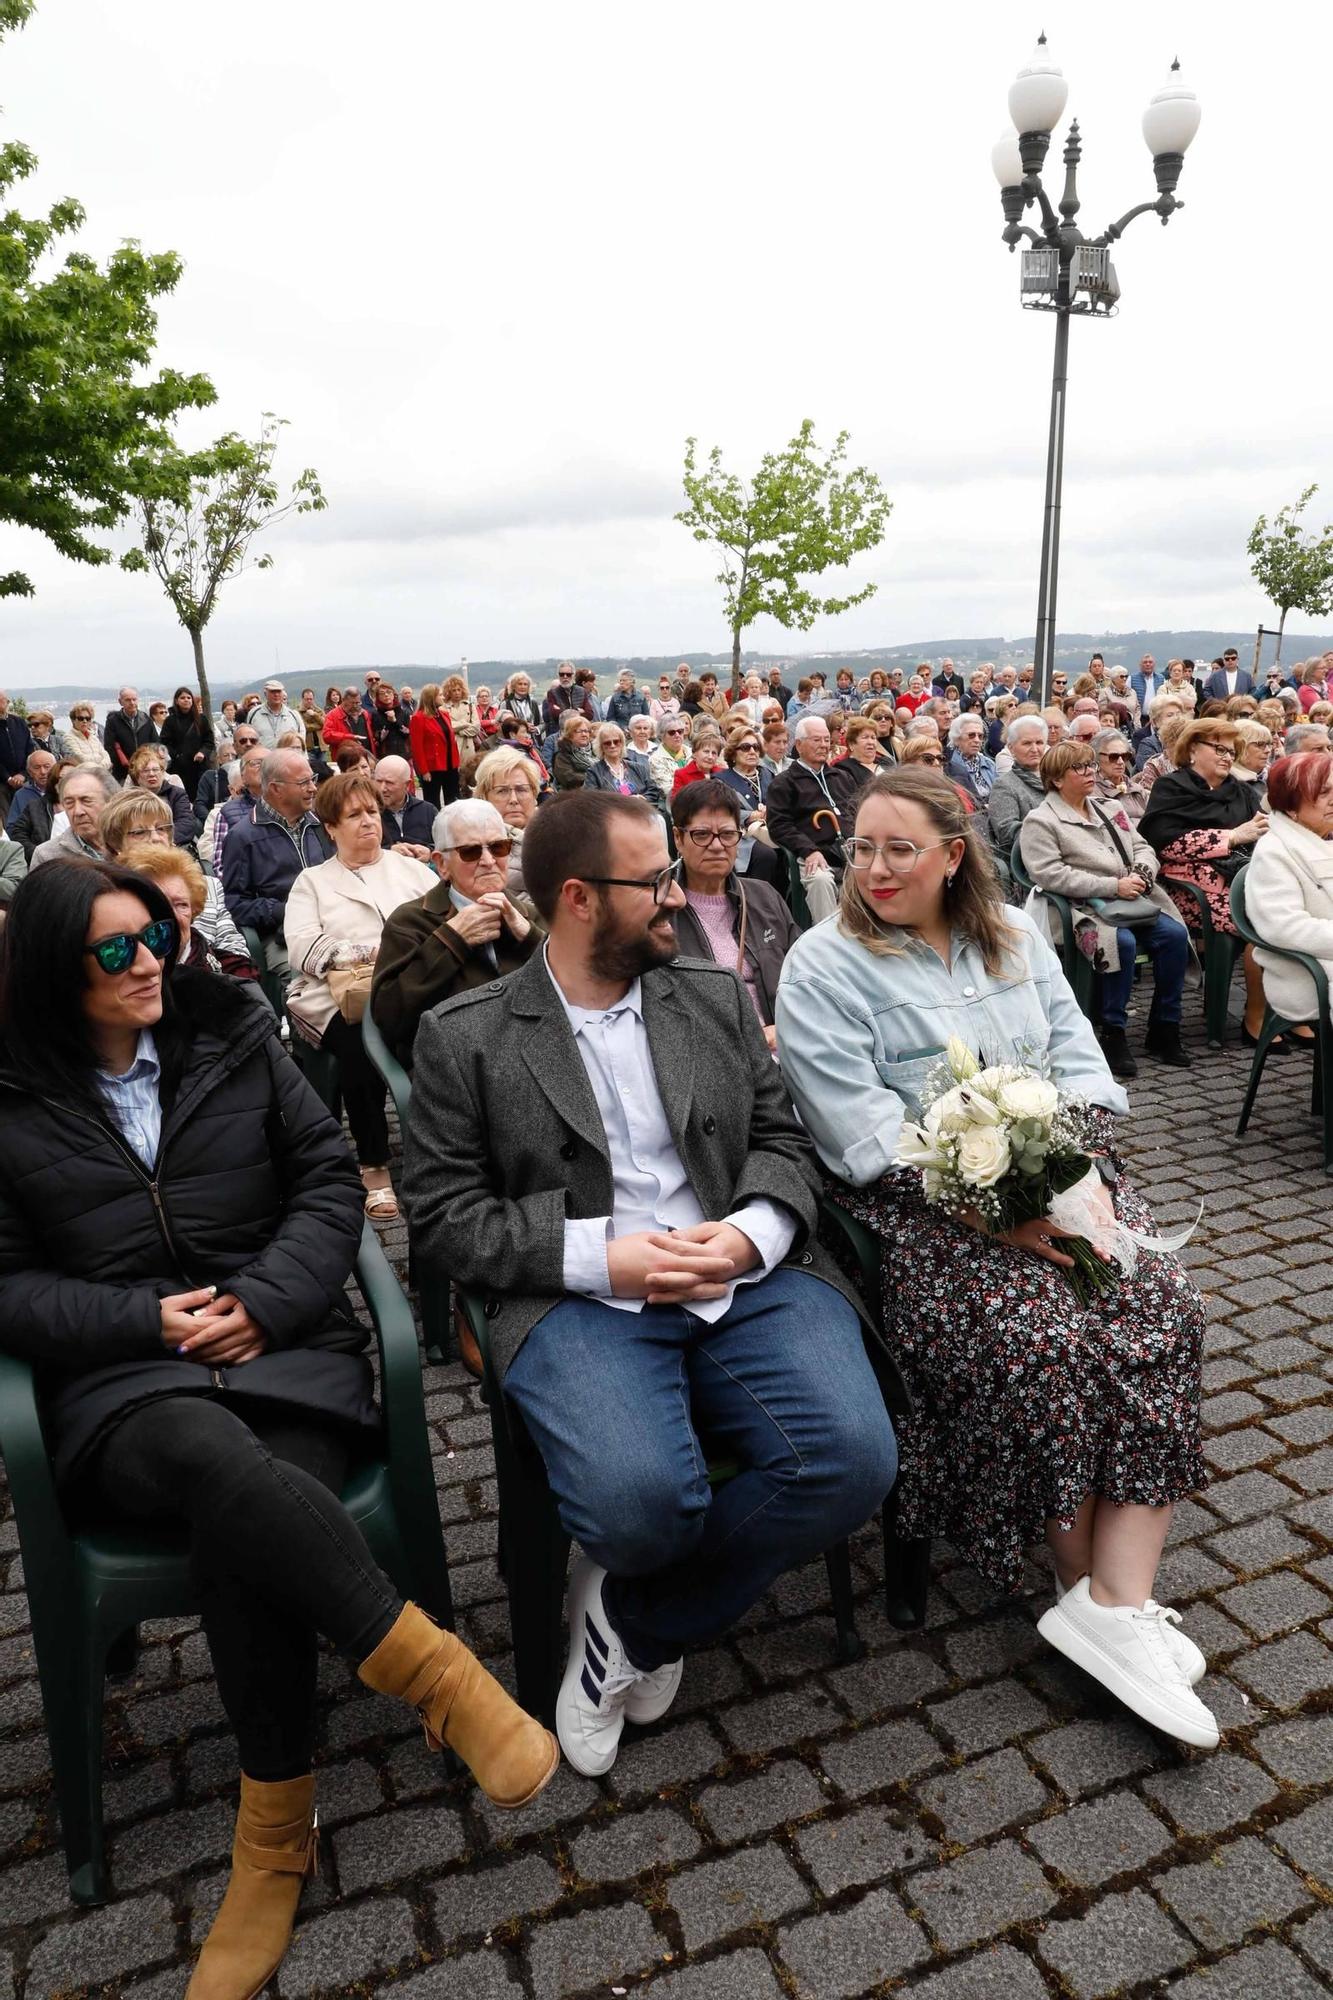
[557,1557,680,1775]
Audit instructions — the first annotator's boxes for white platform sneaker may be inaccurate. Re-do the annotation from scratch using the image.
[1038,1577,1219,1750]
[1054,1572,1206,1685]
[556,1557,682,1776]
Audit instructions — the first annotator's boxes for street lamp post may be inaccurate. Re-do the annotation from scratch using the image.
[992,37,1203,702]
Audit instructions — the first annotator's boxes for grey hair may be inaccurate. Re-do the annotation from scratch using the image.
[261,749,307,792]
[1285,723,1329,755]
[431,798,506,853]
[947,713,982,747]
[57,765,115,802]
[904,718,940,739]
[1089,727,1130,756]
[1006,715,1049,747]
[656,714,686,741]
[793,714,829,744]
[225,760,241,784]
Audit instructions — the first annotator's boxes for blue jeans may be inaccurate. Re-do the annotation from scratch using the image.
[1098,914,1188,1030]
[504,1266,898,1668]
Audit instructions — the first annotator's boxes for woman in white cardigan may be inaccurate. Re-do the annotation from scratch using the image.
[286,770,436,1221]
[1246,751,1333,1041]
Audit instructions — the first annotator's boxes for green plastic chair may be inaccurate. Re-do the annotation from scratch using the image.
[1157,872,1244,1046]
[0,1225,452,1906]
[456,1284,866,1726]
[238,924,286,1018]
[1008,839,1097,1020]
[1230,867,1333,1169]
[362,1009,450,1364]
[785,849,813,929]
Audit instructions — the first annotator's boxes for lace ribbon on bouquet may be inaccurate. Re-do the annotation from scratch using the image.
[1047,1166,1201,1278]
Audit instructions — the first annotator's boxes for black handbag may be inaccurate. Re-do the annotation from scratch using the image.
[1089,804,1160,933]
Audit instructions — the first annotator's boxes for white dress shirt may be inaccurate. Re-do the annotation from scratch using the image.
[95,1028,162,1169]
[546,950,794,1319]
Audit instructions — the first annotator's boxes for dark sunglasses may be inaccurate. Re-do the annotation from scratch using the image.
[85,917,177,976]
[443,838,514,863]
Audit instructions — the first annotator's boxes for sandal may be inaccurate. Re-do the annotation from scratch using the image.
[363,1184,400,1223]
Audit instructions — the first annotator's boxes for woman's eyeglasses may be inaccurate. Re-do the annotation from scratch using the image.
[683,826,741,849]
[734,741,761,754]
[842,836,951,875]
[442,838,514,863]
[916,752,944,764]
[85,918,178,976]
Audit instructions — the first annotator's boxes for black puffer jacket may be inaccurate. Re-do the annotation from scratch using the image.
[0,968,372,1483]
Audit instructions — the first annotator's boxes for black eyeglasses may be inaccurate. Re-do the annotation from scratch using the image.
[683,826,741,849]
[85,917,177,976]
[580,859,682,904]
[1101,750,1130,762]
[442,838,514,863]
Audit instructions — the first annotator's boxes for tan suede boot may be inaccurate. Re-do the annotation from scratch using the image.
[359,1602,559,1807]
[186,1773,318,2000]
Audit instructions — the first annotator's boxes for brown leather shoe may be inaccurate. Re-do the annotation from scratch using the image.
[358,1603,558,1807]
[186,1774,317,2000]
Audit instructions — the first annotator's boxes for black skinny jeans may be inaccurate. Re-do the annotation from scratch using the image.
[84,1396,401,1780]
[321,1013,389,1167]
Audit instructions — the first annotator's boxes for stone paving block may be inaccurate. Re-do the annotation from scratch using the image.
[1206,1470,1299,1521]
[717,1686,843,1754]
[908,1840,1056,1951]
[794,1802,935,1893]
[823,1645,947,1718]
[110,1798,233,1892]
[640,1948,784,1998]
[668,1843,808,1950]
[1294,1907,1333,1979]
[1026,1792,1174,1886]
[1166,1938,1329,1999]
[696,1760,827,1843]
[1252,1712,1333,1783]
[333,1801,464,1894]
[736,1618,845,1683]
[1231,1630,1333,1705]
[1284,1444,1333,1493]
[25,1892,176,1998]
[0,1797,33,1850]
[1203,1430,1281,1473]
[1253,1370,1331,1405]
[1247,1335,1328,1371]
[907,1942,1050,1999]
[1287,1492,1333,1536]
[818,1716,943,1797]
[927,1680,1048,1756]
[1268,1795,1333,1882]
[1152,1545,1234,1602]
[942,1611,1043,1680]
[471,1762,601,1844]
[1202,1391,1267,1429]
[1142,1751,1278,1835]
[670,1646,748,1715]
[914,1746,1048,1845]
[103,1757,176,1829]
[389,1952,522,2000]
[608,1718,727,1798]
[570,1805,700,1882]
[315,1756,384,1826]
[1201,1357,1256,1392]
[1037,1887,1193,1997]
[1220,1571,1330,1637]
[387,1732,460,1804]
[1156,1834,1313,1948]
[1204,1516,1309,1574]
[431,1853,563,1944]
[525,1901,662,2000]
[778,1886,929,1997]
[1268,1404,1333,1446]
[1165,1496,1222,1544]
[276,1895,419,1993]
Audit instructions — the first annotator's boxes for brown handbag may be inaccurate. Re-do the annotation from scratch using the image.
[326,964,373,1024]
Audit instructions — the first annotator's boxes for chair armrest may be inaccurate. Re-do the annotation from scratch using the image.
[356,1224,427,1459]
[1159,873,1214,935]
[362,1010,413,1131]
[456,1288,525,1452]
[818,1197,881,1296]
[0,1351,78,1591]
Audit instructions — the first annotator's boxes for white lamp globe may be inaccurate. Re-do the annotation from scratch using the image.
[1142,59,1202,156]
[1008,36,1069,135]
[991,130,1025,187]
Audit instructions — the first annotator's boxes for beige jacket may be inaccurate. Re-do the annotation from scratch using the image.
[1018,790,1185,975]
[1247,811,1333,1022]
[286,849,437,1037]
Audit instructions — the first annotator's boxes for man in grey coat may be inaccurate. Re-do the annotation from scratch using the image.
[404,792,899,1780]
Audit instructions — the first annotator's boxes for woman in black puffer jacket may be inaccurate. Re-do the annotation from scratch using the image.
[0,861,557,1997]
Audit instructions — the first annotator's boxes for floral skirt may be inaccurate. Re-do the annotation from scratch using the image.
[830,1168,1207,1595]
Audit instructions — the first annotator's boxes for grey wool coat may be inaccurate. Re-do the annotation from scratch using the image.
[401,949,907,1411]
[1017,790,1188,976]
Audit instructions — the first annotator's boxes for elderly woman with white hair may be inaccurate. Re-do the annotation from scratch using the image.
[1092,726,1150,825]
[987,714,1049,859]
[370,796,539,1070]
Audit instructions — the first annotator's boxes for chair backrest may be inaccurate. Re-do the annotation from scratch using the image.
[1230,863,1331,1011]
[785,850,813,929]
[362,1005,413,1132]
[1008,839,1035,893]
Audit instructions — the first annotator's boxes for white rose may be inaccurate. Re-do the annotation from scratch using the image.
[946,1035,979,1080]
[955,1124,1012,1188]
[997,1075,1060,1124]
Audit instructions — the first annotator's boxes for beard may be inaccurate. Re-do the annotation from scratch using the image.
[589,897,678,982]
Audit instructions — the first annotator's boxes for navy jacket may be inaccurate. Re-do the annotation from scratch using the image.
[606,689,651,727]
[1203,668,1255,701]
[0,714,33,788]
[221,803,332,936]
[380,797,436,849]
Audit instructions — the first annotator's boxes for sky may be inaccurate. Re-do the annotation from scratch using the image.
[3,0,1332,687]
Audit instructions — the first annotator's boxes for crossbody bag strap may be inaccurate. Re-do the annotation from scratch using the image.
[734,879,749,976]
[1089,799,1137,875]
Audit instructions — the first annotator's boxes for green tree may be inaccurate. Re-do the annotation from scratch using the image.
[121,415,326,719]
[0,0,214,601]
[676,420,891,694]
[1247,484,1333,663]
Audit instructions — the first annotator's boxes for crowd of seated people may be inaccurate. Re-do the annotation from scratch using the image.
[7,654,1333,1993]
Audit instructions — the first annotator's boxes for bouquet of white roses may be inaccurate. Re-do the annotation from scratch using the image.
[896,1037,1182,1303]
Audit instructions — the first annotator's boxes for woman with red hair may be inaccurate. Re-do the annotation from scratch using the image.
[1244,751,1333,1041]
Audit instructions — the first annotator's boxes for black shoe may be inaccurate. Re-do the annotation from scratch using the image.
[1242,1024,1289,1054]
[1144,1020,1191,1067]
[1100,1026,1138,1079]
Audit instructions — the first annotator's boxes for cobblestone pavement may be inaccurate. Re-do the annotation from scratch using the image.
[3,1019,1333,1998]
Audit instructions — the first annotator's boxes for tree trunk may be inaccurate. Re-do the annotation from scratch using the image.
[731,625,742,699]
[190,625,213,722]
[1275,606,1287,664]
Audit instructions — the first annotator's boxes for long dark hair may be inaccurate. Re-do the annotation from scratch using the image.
[0,859,179,1104]
[173,685,203,721]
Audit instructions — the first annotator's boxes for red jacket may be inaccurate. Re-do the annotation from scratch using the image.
[322,705,376,755]
[671,758,722,798]
[409,707,459,778]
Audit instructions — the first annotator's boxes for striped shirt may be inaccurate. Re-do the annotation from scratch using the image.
[95,1028,162,1169]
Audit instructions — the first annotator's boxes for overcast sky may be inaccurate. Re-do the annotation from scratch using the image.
[4,0,1331,686]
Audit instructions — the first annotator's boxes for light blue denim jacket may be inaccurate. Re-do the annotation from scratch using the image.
[776,906,1127,1186]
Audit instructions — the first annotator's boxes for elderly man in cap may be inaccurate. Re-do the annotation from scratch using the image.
[251,681,306,750]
